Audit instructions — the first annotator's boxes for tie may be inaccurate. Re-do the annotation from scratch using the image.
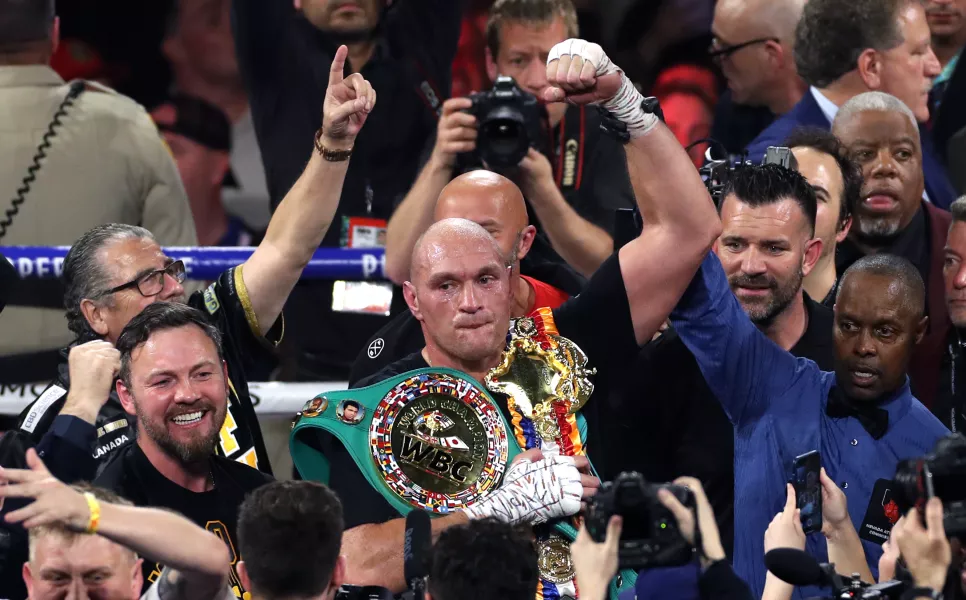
[825,387,889,440]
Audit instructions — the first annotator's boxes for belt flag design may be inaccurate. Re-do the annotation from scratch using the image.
[370,371,511,512]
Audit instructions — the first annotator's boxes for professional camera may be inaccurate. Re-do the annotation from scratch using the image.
[894,434,966,538]
[765,548,908,599]
[698,145,798,206]
[463,76,547,169]
[585,472,695,569]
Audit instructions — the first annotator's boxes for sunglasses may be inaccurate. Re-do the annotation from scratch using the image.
[101,260,186,298]
[708,37,779,60]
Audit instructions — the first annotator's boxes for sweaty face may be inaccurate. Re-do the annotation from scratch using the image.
[489,18,568,127]
[122,326,228,465]
[94,239,187,344]
[711,1,772,105]
[943,221,966,328]
[301,0,381,36]
[25,533,141,600]
[834,273,923,401]
[837,110,923,246]
[925,0,966,44]
[792,147,847,260]
[877,3,942,122]
[715,196,813,326]
[410,240,512,364]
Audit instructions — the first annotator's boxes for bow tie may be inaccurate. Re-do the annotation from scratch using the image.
[826,387,889,440]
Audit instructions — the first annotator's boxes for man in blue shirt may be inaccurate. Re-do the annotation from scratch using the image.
[671,170,948,598]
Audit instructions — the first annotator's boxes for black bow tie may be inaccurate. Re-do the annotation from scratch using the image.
[826,387,889,440]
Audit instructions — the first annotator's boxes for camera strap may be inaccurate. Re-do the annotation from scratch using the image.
[555,105,587,193]
[403,57,443,120]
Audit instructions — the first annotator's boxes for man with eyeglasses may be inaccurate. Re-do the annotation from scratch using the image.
[708,0,807,154]
[7,46,375,481]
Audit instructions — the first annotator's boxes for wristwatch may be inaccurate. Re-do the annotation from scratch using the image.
[903,587,943,600]
[314,128,353,162]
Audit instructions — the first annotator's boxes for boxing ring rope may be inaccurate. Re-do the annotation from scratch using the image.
[0,246,389,416]
[1,246,387,281]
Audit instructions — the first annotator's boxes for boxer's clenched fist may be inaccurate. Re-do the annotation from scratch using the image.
[543,39,623,106]
[542,39,658,138]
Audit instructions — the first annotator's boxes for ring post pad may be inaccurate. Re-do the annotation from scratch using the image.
[291,367,522,517]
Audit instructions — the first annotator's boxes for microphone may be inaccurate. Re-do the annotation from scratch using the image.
[764,548,827,587]
[403,510,431,600]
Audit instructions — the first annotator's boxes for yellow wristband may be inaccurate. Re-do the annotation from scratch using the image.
[83,492,100,534]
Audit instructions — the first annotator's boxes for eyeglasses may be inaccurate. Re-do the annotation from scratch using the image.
[708,37,780,60]
[101,260,186,298]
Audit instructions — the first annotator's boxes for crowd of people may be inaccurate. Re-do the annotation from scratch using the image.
[1,0,966,599]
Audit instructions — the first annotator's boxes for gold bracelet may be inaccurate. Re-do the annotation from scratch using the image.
[83,492,101,534]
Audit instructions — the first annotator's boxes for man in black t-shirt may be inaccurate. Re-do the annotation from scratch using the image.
[96,303,273,597]
[14,47,376,477]
[316,40,723,592]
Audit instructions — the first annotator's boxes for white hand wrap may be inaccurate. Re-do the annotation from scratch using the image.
[547,38,658,138]
[464,455,583,526]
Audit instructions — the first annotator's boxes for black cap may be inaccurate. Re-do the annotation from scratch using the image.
[152,94,231,152]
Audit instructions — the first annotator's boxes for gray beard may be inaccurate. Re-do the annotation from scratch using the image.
[853,214,902,246]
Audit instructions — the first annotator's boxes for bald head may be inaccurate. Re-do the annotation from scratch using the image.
[410,218,508,284]
[716,0,805,42]
[435,171,529,234]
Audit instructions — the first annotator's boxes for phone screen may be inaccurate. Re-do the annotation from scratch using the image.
[791,450,822,535]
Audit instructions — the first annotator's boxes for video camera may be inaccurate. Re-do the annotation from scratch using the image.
[698,144,799,206]
[894,434,966,539]
[585,472,696,569]
[764,548,908,600]
[462,76,548,169]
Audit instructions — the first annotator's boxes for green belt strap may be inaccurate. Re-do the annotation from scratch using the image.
[289,366,636,597]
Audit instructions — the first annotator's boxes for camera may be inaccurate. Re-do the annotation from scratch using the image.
[698,145,798,206]
[765,548,908,599]
[894,434,966,538]
[585,472,695,569]
[463,76,547,169]
[335,585,393,600]
[809,574,906,600]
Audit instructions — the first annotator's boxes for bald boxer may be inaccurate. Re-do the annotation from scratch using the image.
[348,170,579,385]
[318,38,722,593]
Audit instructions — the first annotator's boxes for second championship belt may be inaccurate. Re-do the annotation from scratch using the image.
[486,307,636,600]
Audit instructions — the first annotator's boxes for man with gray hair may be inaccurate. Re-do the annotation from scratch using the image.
[832,91,953,410]
[744,0,958,209]
[934,196,966,430]
[12,45,376,477]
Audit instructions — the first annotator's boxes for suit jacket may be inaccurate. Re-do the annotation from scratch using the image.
[745,92,958,210]
[911,202,953,409]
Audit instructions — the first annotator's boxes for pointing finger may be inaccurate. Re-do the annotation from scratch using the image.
[329,45,348,87]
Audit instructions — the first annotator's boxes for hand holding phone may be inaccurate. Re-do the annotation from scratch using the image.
[790,450,822,535]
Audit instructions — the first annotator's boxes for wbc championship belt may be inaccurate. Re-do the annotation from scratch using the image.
[485,308,635,600]
[290,367,521,516]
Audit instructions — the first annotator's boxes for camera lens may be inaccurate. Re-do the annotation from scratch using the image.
[478,106,529,168]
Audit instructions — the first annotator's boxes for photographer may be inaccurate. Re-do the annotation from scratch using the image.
[385,0,635,282]
[572,477,754,600]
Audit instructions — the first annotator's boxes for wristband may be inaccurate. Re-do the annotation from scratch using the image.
[314,128,353,162]
[83,492,100,534]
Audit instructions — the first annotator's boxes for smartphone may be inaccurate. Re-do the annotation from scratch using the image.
[790,450,822,534]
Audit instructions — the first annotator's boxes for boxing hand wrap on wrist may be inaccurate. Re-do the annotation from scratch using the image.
[547,39,657,138]
[464,455,583,526]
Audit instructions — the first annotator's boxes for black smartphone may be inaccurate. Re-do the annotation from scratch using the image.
[790,450,822,535]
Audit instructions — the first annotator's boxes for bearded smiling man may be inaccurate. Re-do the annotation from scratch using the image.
[95,303,272,598]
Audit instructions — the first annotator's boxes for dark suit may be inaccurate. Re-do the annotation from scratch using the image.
[745,91,958,209]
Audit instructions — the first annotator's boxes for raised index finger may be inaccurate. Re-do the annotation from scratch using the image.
[329,45,348,87]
